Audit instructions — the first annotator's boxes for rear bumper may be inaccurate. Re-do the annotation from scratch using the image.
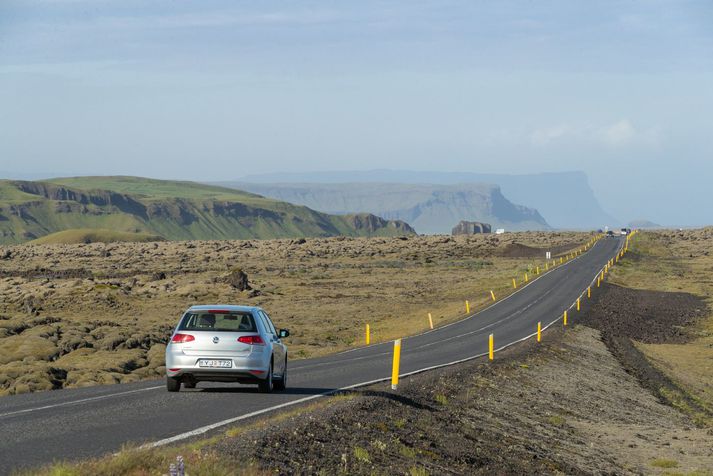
[165,349,269,382]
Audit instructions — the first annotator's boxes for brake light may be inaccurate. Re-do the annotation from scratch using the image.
[238,335,265,345]
[171,333,195,343]
[207,309,230,314]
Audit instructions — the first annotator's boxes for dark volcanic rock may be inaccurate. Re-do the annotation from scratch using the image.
[452,220,491,235]
[226,268,251,291]
[345,214,415,235]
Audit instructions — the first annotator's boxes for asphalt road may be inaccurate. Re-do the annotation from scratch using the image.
[0,236,623,474]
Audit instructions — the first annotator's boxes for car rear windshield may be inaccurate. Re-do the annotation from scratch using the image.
[179,311,257,332]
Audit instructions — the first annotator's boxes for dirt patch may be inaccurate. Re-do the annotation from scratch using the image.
[209,326,713,475]
[580,282,707,344]
[579,282,712,425]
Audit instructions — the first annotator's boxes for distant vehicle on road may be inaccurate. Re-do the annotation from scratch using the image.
[620,228,631,235]
[165,305,289,393]
[606,230,614,237]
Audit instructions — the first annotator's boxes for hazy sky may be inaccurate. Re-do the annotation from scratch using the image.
[1,1,712,225]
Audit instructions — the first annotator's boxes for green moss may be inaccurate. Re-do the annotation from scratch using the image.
[353,446,371,464]
[546,415,567,427]
[434,394,448,406]
[651,458,679,468]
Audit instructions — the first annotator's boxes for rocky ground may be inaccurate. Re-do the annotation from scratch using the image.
[26,232,713,476]
[0,232,589,395]
[207,284,713,475]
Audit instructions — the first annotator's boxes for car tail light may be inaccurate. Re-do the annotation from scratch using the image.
[171,333,195,343]
[238,335,265,345]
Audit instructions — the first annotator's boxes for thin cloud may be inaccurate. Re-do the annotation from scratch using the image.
[531,119,658,148]
[599,119,635,146]
[530,124,573,146]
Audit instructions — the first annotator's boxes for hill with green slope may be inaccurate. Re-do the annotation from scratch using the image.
[28,229,165,245]
[0,177,415,244]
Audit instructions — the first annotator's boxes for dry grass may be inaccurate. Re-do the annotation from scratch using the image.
[608,228,713,415]
[0,232,592,395]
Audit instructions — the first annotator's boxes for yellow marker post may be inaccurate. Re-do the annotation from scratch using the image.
[563,310,568,326]
[587,287,591,298]
[366,324,370,345]
[488,334,494,360]
[512,278,517,289]
[560,257,563,264]
[597,277,601,287]
[465,300,470,314]
[525,273,529,282]
[536,266,540,275]
[545,262,549,271]
[537,321,541,342]
[428,312,434,330]
[391,339,401,390]
[577,298,580,311]
[490,290,496,301]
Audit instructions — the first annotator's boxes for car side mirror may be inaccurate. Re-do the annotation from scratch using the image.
[279,329,290,339]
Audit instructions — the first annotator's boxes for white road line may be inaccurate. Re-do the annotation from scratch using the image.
[148,240,619,449]
[0,386,163,419]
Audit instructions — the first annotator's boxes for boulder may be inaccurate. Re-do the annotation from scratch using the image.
[451,221,492,235]
[225,268,251,291]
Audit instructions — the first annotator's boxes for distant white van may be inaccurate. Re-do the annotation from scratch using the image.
[495,228,505,234]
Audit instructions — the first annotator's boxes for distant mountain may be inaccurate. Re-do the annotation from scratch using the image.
[627,219,661,229]
[217,182,550,234]
[237,170,618,230]
[0,177,414,245]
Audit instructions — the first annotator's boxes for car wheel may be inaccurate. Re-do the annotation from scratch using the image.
[258,362,273,393]
[274,358,287,391]
[166,376,181,392]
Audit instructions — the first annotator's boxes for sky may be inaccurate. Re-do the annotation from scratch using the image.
[1,0,712,226]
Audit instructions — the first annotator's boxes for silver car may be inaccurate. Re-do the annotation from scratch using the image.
[165,305,289,393]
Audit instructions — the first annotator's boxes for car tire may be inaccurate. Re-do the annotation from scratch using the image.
[167,376,181,392]
[258,362,273,393]
[274,358,287,391]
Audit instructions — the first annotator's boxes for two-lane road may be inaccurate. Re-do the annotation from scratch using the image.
[0,236,623,474]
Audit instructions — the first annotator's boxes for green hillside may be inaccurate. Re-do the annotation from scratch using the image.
[0,177,415,245]
[28,229,165,245]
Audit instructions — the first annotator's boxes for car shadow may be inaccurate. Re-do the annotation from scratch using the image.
[194,387,435,410]
[196,386,336,395]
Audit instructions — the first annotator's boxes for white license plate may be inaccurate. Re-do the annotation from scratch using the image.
[198,359,232,368]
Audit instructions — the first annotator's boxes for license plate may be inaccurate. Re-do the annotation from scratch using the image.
[198,359,232,368]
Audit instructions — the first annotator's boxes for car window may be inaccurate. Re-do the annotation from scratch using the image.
[179,312,256,332]
[254,311,273,336]
[260,311,277,336]
[260,311,278,335]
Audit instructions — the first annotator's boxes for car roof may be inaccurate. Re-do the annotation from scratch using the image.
[187,304,261,313]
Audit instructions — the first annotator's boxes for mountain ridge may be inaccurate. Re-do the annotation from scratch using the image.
[0,177,415,245]
[235,170,618,229]
[218,182,550,234]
